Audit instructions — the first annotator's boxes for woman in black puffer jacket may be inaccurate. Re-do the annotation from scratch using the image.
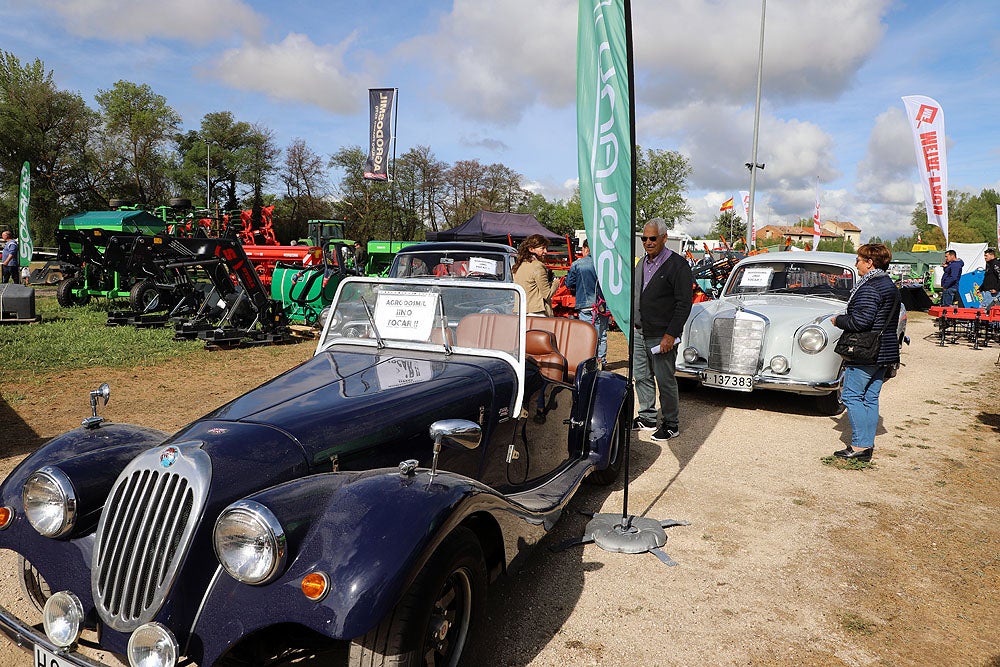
[830,243,901,461]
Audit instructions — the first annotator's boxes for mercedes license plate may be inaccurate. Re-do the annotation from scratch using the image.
[703,371,754,392]
[34,644,71,667]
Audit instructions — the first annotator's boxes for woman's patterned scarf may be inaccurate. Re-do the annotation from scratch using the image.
[848,267,888,304]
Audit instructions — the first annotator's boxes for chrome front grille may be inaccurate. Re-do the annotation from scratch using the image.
[92,444,210,632]
[709,312,766,374]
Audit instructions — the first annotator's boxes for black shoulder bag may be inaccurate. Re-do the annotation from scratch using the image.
[834,291,900,365]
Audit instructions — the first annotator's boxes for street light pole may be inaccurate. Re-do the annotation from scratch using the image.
[746,0,766,249]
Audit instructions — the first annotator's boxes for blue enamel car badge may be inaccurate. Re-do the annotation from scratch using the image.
[160,447,179,468]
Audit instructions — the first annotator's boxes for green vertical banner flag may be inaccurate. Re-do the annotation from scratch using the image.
[577,0,632,333]
[18,161,33,269]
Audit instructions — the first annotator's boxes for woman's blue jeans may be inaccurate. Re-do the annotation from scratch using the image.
[841,364,886,449]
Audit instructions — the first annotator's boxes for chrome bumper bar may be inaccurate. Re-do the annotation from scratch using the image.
[676,366,841,395]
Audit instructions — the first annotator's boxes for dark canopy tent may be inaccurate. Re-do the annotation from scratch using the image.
[427,210,564,244]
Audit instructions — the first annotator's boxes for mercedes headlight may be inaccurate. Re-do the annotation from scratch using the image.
[769,355,790,374]
[23,467,77,538]
[682,346,700,364]
[213,500,286,584]
[797,325,828,354]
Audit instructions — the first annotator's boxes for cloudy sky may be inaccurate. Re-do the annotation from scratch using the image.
[3,0,998,241]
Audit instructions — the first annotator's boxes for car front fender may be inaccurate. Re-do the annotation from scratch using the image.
[587,370,628,468]
[192,468,519,664]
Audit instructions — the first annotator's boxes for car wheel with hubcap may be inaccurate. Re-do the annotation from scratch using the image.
[349,526,486,667]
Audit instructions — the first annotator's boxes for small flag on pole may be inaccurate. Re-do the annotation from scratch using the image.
[720,197,734,212]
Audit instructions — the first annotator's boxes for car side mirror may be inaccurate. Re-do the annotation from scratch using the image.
[427,419,481,480]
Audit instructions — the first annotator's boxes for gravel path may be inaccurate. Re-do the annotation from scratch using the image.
[1,312,997,666]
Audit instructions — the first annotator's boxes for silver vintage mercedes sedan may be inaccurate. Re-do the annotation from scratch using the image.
[676,251,907,414]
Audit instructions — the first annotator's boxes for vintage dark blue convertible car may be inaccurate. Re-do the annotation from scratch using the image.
[0,277,627,667]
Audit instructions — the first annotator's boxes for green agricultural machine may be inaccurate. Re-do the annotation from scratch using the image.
[269,242,359,326]
[364,240,422,276]
[52,210,170,306]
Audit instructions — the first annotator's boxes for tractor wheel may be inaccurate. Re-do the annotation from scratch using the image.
[108,198,131,209]
[169,197,192,209]
[56,277,90,307]
[130,279,161,312]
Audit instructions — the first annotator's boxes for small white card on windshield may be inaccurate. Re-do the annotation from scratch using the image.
[468,256,498,275]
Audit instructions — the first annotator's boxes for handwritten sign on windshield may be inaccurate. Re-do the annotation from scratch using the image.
[739,267,773,288]
[374,290,439,341]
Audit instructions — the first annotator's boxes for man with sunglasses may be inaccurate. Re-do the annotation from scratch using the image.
[632,218,694,441]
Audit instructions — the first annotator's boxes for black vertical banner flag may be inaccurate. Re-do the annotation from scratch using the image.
[364,88,395,181]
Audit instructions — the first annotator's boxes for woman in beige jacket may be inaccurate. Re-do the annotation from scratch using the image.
[513,234,558,316]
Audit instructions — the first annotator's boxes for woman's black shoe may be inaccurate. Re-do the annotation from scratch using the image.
[834,447,872,461]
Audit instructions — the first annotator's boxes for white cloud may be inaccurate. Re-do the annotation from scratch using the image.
[856,106,925,205]
[38,0,263,43]
[397,0,576,124]
[205,33,366,114]
[632,0,890,106]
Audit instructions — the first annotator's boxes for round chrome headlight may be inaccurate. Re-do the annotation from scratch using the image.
[127,622,177,667]
[769,355,790,374]
[682,346,700,364]
[23,467,76,538]
[213,500,286,585]
[797,325,828,354]
[43,591,84,648]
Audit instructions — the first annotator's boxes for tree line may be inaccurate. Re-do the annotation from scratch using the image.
[1,52,694,247]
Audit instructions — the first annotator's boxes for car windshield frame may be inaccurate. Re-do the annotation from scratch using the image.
[723,261,856,300]
[316,276,527,417]
[390,250,512,280]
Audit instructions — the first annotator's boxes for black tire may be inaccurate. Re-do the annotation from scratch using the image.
[586,402,627,486]
[108,198,130,209]
[56,277,90,307]
[169,197,192,209]
[130,279,161,312]
[816,388,844,416]
[676,377,699,392]
[349,527,486,667]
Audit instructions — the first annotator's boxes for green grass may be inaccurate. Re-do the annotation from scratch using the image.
[2,293,204,376]
[839,612,878,636]
[821,456,876,470]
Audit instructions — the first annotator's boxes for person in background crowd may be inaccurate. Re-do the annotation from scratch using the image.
[632,218,694,442]
[353,241,368,274]
[940,249,964,306]
[830,243,901,462]
[980,247,999,310]
[513,234,557,317]
[1,230,18,284]
[564,239,608,366]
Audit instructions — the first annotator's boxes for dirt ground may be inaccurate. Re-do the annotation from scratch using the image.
[1,311,998,666]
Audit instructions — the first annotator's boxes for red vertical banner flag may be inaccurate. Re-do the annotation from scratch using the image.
[902,95,948,244]
[811,182,821,251]
[739,190,752,248]
[364,88,396,181]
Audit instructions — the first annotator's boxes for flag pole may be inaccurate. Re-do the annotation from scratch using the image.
[558,0,688,565]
